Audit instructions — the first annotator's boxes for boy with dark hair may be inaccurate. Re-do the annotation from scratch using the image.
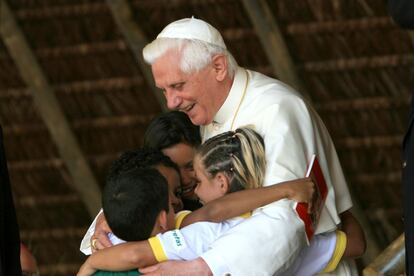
[106,148,183,213]
[103,168,171,242]
[80,148,183,255]
[93,167,173,276]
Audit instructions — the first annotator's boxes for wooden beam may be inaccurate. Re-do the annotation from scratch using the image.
[286,17,393,35]
[3,113,155,136]
[15,194,79,207]
[15,2,108,19]
[337,135,403,149]
[350,171,401,184]
[0,76,145,98]
[8,153,119,171]
[0,0,101,217]
[35,39,127,58]
[363,234,405,275]
[315,96,411,112]
[72,113,155,129]
[8,158,64,171]
[20,227,85,240]
[106,0,167,111]
[241,0,307,96]
[303,54,414,71]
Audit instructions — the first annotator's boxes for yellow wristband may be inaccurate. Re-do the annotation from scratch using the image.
[148,237,168,262]
[322,230,347,273]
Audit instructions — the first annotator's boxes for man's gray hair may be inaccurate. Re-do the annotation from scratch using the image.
[143,38,238,78]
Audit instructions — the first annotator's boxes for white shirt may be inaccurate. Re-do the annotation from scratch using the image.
[108,214,342,276]
[151,217,343,276]
[150,217,244,271]
[200,67,354,275]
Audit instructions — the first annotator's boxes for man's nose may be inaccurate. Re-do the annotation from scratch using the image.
[164,89,182,110]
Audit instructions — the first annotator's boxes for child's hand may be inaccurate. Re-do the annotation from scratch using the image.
[283,177,315,211]
[77,260,96,276]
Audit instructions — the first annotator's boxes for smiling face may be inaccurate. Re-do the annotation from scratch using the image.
[162,142,198,200]
[156,165,183,213]
[193,155,227,204]
[151,49,230,126]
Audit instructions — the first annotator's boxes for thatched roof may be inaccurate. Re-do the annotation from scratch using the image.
[0,0,412,274]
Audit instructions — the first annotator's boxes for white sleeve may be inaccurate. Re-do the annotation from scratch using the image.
[107,232,126,246]
[281,231,337,276]
[150,221,233,263]
[79,209,103,255]
[201,205,307,275]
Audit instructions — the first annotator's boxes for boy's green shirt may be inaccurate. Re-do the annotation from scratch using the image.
[93,269,141,276]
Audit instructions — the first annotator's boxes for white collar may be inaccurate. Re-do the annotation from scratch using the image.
[213,67,247,125]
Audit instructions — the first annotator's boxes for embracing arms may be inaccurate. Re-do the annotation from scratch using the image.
[77,241,156,276]
[180,177,314,227]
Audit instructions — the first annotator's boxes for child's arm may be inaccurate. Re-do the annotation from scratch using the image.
[180,177,314,227]
[340,210,366,258]
[319,210,366,273]
[77,241,156,276]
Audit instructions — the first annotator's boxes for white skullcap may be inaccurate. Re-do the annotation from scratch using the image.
[156,17,226,49]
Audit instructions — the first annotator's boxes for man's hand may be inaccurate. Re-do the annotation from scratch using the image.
[91,213,113,252]
[139,258,213,276]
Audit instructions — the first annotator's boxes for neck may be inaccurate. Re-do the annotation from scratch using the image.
[213,75,234,117]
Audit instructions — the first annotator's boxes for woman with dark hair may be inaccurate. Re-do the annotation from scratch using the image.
[144,111,202,210]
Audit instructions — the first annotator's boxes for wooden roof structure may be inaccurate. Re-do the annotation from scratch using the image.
[0,0,412,274]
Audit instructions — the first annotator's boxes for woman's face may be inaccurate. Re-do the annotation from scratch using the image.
[162,143,198,200]
[193,155,226,204]
[156,165,183,213]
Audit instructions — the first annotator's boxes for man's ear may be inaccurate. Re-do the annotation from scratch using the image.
[212,54,228,82]
[215,172,230,195]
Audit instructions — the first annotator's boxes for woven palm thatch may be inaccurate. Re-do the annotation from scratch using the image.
[0,0,412,275]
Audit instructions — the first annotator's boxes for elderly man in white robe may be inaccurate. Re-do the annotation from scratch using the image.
[89,17,358,275]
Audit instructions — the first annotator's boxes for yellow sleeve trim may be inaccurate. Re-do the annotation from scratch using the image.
[175,210,192,229]
[148,236,168,262]
[322,230,347,273]
[239,211,252,219]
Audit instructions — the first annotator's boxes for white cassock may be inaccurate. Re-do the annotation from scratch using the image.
[199,67,356,275]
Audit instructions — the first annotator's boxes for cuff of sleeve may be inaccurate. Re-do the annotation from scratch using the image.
[201,249,231,276]
[148,236,168,262]
[80,208,103,255]
[175,210,192,229]
[322,230,347,272]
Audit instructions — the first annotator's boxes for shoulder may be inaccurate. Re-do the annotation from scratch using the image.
[246,70,308,111]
